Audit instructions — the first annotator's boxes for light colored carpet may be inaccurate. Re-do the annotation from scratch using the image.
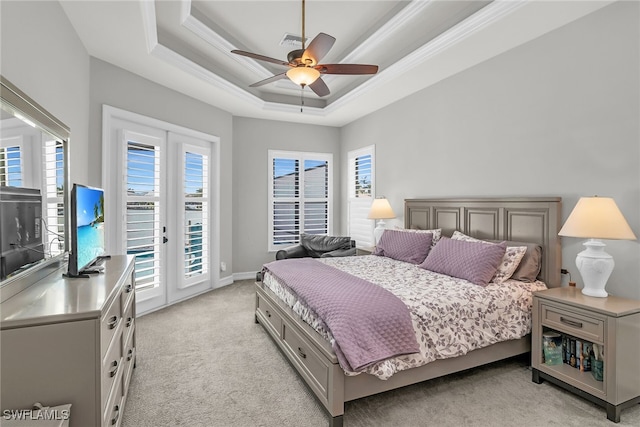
[122,280,640,427]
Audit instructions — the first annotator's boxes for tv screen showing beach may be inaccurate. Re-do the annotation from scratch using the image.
[75,186,105,270]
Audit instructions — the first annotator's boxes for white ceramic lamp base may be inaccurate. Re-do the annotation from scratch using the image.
[576,239,614,298]
[373,220,387,245]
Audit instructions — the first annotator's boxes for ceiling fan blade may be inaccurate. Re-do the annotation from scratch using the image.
[308,77,330,97]
[249,73,288,87]
[231,50,290,67]
[316,64,379,75]
[302,33,336,65]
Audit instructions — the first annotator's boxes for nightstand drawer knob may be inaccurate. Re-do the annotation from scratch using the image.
[560,317,583,328]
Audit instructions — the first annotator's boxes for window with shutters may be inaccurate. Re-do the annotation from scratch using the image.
[0,144,23,187]
[268,150,332,251]
[347,145,375,248]
[42,138,65,255]
[182,147,209,283]
[0,130,65,256]
[125,137,163,292]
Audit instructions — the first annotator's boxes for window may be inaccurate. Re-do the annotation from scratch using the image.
[42,138,65,255]
[0,144,23,187]
[1,127,65,256]
[347,145,375,248]
[268,150,332,251]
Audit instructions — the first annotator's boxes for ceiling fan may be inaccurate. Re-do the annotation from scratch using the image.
[231,0,378,98]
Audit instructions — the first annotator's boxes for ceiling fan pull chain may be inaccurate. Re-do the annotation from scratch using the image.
[300,87,304,113]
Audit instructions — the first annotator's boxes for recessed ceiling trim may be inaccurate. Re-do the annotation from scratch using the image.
[151,43,264,109]
[181,9,273,79]
[340,0,433,64]
[325,0,527,114]
[140,0,158,53]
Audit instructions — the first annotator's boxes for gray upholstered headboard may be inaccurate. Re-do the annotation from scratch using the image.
[404,197,562,287]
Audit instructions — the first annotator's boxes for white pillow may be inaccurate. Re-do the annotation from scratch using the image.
[451,231,527,284]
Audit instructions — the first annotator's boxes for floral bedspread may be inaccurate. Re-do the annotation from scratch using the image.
[262,255,547,380]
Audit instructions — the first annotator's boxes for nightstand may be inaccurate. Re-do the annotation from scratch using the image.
[531,287,640,423]
[356,246,374,256]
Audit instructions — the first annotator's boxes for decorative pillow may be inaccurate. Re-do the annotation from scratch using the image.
[394,227,441,248]
[488,239,543,282]
[373,229,433,264]
[419,237,507,286]
[451,231,527,284]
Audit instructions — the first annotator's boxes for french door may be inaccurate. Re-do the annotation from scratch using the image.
[106,113,216,315]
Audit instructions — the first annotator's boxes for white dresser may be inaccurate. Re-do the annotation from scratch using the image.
[1,255,136,427]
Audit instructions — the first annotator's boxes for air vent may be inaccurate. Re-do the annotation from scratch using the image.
[279,33,308,47]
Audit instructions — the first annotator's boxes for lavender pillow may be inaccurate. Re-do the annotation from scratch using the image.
[419,237,507,286]
[373,229,433,264]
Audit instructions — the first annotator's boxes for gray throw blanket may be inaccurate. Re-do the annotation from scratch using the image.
[262,258,419,372]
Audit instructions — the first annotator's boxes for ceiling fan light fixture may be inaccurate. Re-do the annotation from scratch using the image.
[286,66,320,86]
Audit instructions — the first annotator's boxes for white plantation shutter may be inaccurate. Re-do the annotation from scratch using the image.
[182,147,209,284]
[43,138,65,255]
[0,144,23,187]
[268,150,332,251]
[124,136,163,292]
[347,146,375,248]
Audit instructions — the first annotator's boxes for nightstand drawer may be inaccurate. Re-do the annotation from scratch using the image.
[541,304,604,343]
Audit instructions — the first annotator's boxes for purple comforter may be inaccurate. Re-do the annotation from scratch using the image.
[262,258,419,372]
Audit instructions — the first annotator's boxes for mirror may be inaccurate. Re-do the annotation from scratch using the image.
[0,75,70,296]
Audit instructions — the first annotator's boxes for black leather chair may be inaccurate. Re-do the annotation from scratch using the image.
[275,234,356,260]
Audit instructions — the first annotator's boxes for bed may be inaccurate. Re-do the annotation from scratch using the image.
[255,197,562,426]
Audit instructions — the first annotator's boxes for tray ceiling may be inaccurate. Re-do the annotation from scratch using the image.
[60,0,614,126]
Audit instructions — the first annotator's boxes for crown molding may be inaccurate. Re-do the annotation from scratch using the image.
[140,0,528,119]
[326,0,527,113]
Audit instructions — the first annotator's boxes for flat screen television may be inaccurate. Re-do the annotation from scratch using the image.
[0,186,45,280]
[67,183,106,277]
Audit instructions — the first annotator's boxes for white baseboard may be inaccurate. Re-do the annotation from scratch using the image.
[232,271,260,281]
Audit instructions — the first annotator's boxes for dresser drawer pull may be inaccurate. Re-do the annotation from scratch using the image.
[111,404,120,425]
[109,360,119,378]
[560,317,583,328]
[127,348,135,362]
[297,347,307,359]
[107,315,119,330]
[265,310,272,318]
[126,317,133,327]
[124,283,133,293]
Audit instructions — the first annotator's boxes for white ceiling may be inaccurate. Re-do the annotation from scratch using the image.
[60,0,614,127]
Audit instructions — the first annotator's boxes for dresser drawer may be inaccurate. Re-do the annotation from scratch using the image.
[122,325,136,394]
[256,295,282,337]
[122,296,135,348]
[103,372,124,427]
[121,275,135,312]
[101,332,123,413]
[101,293,122,355]
[282,321,329,396]
[541,303,605,343]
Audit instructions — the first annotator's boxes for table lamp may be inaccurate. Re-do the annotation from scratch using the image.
[558,196,636,297]
[367,197,396,244]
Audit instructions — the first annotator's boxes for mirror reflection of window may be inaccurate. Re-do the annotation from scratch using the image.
[1,113,66,259]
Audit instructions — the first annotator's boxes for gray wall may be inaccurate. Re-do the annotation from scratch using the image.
[340,1,640,299]
[89,58,235,281]
[232,117,340,273]
[0,0,90,185]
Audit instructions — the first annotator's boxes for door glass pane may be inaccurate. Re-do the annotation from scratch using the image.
[126,142,161,290]
[183,151,207,279]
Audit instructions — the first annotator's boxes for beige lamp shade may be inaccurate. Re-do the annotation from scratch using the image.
[558,197,636,240]
[367,198,396,220]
